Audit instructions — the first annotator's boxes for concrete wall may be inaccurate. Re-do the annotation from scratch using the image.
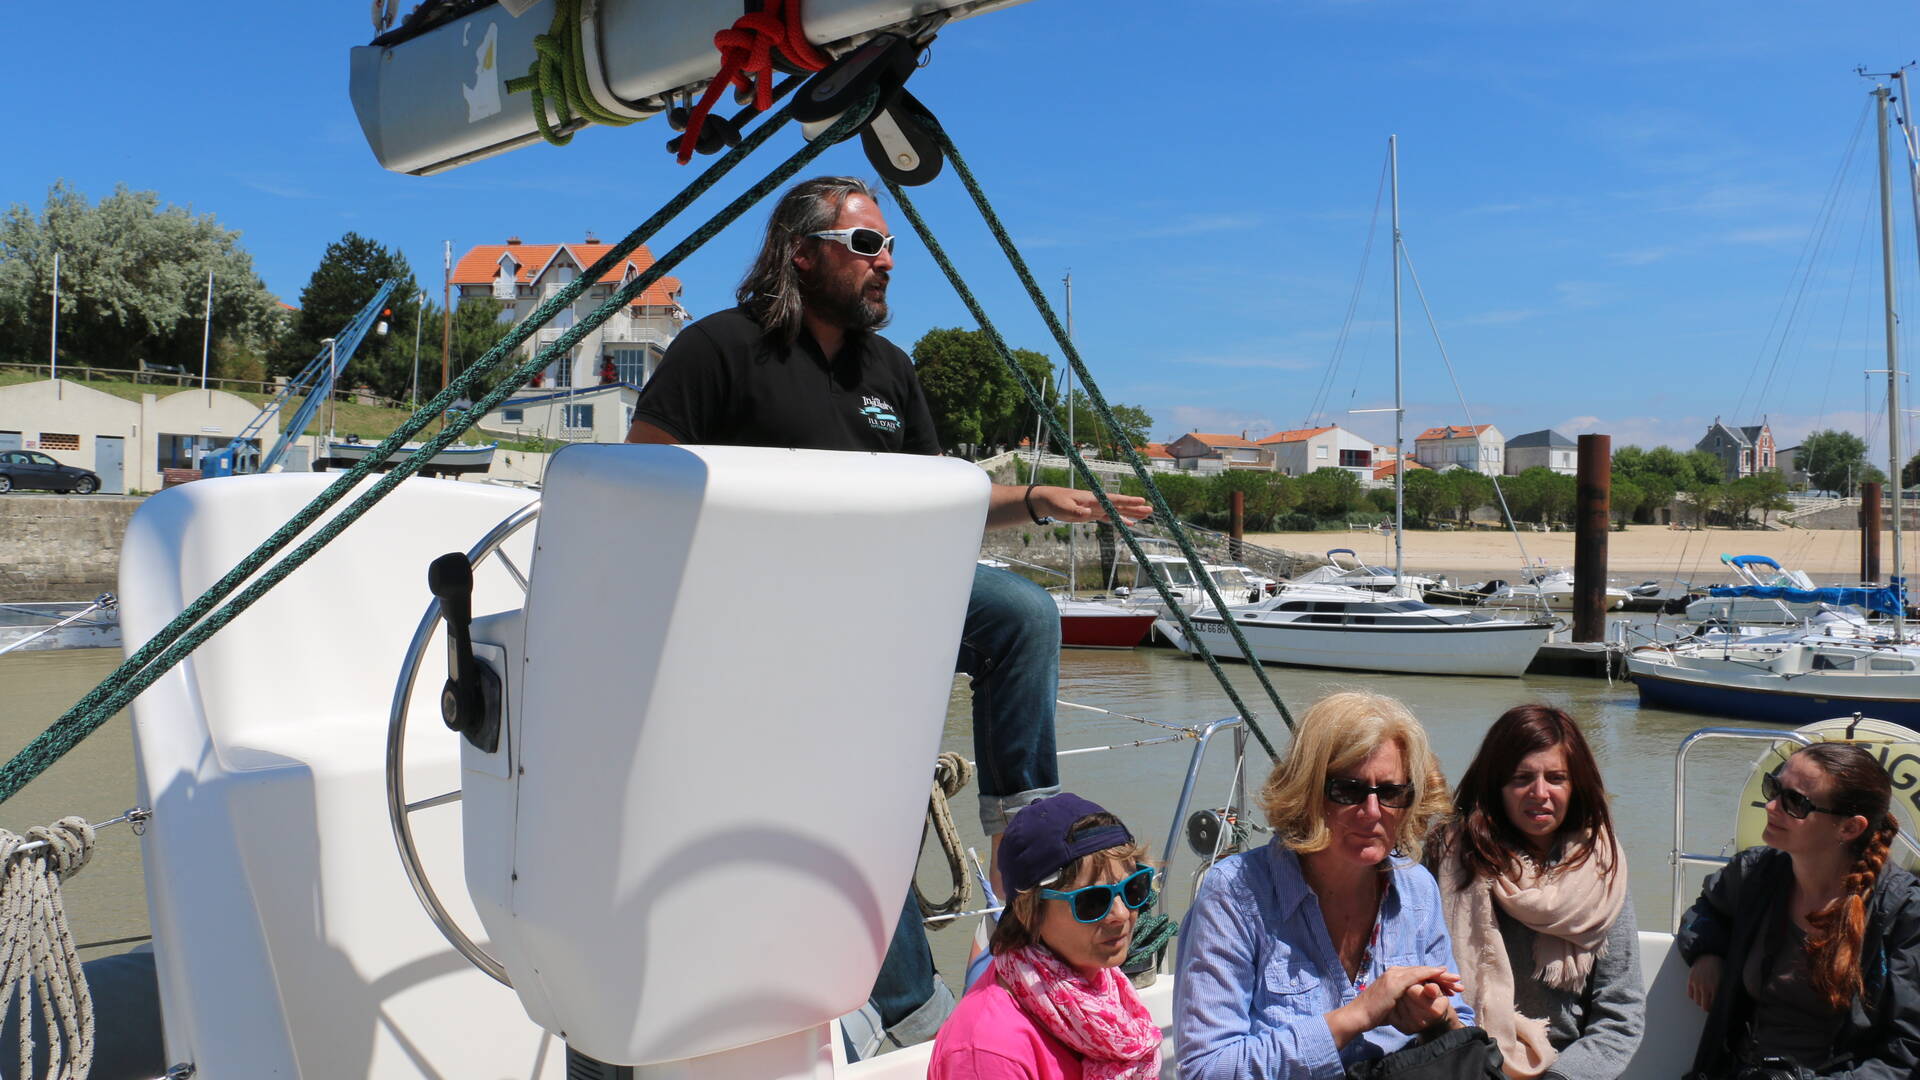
[0,494,141,601]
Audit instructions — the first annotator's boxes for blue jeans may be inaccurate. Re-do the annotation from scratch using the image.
[852,564,1061,1054]
[957,564,1062,831]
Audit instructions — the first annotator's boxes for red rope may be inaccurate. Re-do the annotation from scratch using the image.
[677,0,828,164]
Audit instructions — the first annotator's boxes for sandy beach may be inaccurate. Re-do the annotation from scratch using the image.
[1244,524,1891,584]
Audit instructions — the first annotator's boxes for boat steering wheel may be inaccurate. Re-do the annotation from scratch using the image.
[385,499,541,986]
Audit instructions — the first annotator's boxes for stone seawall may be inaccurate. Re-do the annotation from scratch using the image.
[0,495,143,601]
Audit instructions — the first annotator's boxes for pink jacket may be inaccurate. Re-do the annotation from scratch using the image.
[928,961,1083,1080]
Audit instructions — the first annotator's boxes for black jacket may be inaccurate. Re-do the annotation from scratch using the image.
[1675,846,1920,1080]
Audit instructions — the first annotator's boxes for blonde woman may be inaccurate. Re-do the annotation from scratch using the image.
[1174,691,1472,1080]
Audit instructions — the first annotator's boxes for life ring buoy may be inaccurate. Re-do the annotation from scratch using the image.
[1731,715,1920,870]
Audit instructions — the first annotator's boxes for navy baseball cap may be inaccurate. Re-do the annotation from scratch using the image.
[1000,792,1134,894]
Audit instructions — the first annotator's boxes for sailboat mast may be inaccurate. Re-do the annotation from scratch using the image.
[1064,270,1076,594]
[1390,135,1405,587]
[1875,86,1905,638]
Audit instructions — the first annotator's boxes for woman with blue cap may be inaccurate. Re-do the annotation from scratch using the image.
[928,792,1162,1080]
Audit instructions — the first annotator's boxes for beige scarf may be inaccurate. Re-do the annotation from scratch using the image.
[1435,825,1627,1079]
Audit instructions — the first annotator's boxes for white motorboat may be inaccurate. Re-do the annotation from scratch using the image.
[1685,553,1865,625]
[1154,582,1550,677]
[1290,548,1439,595]
[1485,563,1631,612]
[1118,552,1266,614]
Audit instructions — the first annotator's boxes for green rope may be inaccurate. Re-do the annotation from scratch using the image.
[505,0,643,146]
[1123,909,1177,975]
[0,91,882,807]
[890,115,1297,749]
[898,123,1298,746]
[885,158,1294,757]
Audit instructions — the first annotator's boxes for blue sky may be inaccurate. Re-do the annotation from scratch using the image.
[9,0,1920,458]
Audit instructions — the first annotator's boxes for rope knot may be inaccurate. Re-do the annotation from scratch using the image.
[678,0,826,164]
[20,818,95,880]
[931,750,973,797]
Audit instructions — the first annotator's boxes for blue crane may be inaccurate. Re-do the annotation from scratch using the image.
[205,280,400,477]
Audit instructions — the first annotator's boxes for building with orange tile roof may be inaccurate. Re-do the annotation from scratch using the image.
[451,236,686,405]
[1164,431,1273,472]
[1256,424,1375,481]
[1413,422,1505,476]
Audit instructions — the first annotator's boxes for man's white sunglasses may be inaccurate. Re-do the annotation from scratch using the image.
[808,227,895,257]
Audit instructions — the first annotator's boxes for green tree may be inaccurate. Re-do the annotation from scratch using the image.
[1799,429,1871,495]
[0,181,281,374]
[911,328,1057,456]
[1444,469,1494,524]
[1298,466,1365,518]
[1207,470,1298,529]
[1403,469,1447,524]
[272,232,423,401]
[1610,473,1643,527]
[447,296,510,399]
[1904,451,1920,489]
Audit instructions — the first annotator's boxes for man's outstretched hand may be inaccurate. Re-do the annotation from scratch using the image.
[986,483,1152,530]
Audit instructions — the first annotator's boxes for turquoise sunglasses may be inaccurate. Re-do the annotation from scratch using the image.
[1039,866,1156,923]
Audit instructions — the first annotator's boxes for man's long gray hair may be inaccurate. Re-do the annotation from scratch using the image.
[737,176,881,343]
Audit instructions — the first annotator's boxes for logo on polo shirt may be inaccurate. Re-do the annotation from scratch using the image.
[860,396,901,433]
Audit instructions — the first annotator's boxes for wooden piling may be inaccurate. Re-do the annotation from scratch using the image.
[1573,434,1612,642]
[1863,482,1884,583]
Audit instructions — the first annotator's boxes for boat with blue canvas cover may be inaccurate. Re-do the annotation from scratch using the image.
[1684,553,1867,625]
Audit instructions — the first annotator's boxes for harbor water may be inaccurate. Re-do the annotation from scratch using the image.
[3,639,1776,996]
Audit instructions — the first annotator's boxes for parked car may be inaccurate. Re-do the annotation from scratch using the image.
[0,451,101,494]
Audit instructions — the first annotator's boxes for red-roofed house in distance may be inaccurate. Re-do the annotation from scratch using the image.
[1256,425,1376,482]
[1371,454,1428,485]
[455,236,685,442]
[1137,443,1177,472]
[1163,432,1273,472]
[1413,423,1505,476]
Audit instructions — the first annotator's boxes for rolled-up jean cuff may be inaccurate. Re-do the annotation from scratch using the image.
[979,785,1061,835]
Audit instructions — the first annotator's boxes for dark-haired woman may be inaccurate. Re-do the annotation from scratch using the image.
[929,792,1160,1080]
[1429,704,1644,1080]
[1679,742,1920,1079]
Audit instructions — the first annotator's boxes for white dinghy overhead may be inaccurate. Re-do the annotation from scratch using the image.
[349,0,1030,176]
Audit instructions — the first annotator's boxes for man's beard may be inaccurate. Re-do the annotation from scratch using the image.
[799,262,890,333]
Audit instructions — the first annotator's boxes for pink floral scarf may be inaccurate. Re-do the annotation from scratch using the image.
[996,945,1161,1080]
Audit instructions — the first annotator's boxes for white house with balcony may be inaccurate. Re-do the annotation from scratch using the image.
[1256,424,1374,480]
[451,236,686,394]
[1414,423,1505,476]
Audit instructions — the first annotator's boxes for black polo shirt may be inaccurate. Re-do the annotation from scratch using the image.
[632,306,941,455]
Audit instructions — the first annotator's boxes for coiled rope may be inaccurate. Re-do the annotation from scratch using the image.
[506,0,646,145]
[0,90,883,809]
[678,0,826,164]
[0,818,94,1080]
[913,751,973,926]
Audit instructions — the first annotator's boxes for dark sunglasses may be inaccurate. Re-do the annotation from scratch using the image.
[807,227,895,257]
[1325,776,1417,809]
[1039,866,1156,923]
[1761,771,1845,820]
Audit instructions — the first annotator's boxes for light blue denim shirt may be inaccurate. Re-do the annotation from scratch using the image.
[1174,840,1473,1080]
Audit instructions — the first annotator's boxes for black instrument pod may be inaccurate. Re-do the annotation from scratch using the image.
[792,32,917,124]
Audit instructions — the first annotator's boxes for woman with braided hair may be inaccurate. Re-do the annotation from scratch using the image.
[1677,742,1920,1080]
